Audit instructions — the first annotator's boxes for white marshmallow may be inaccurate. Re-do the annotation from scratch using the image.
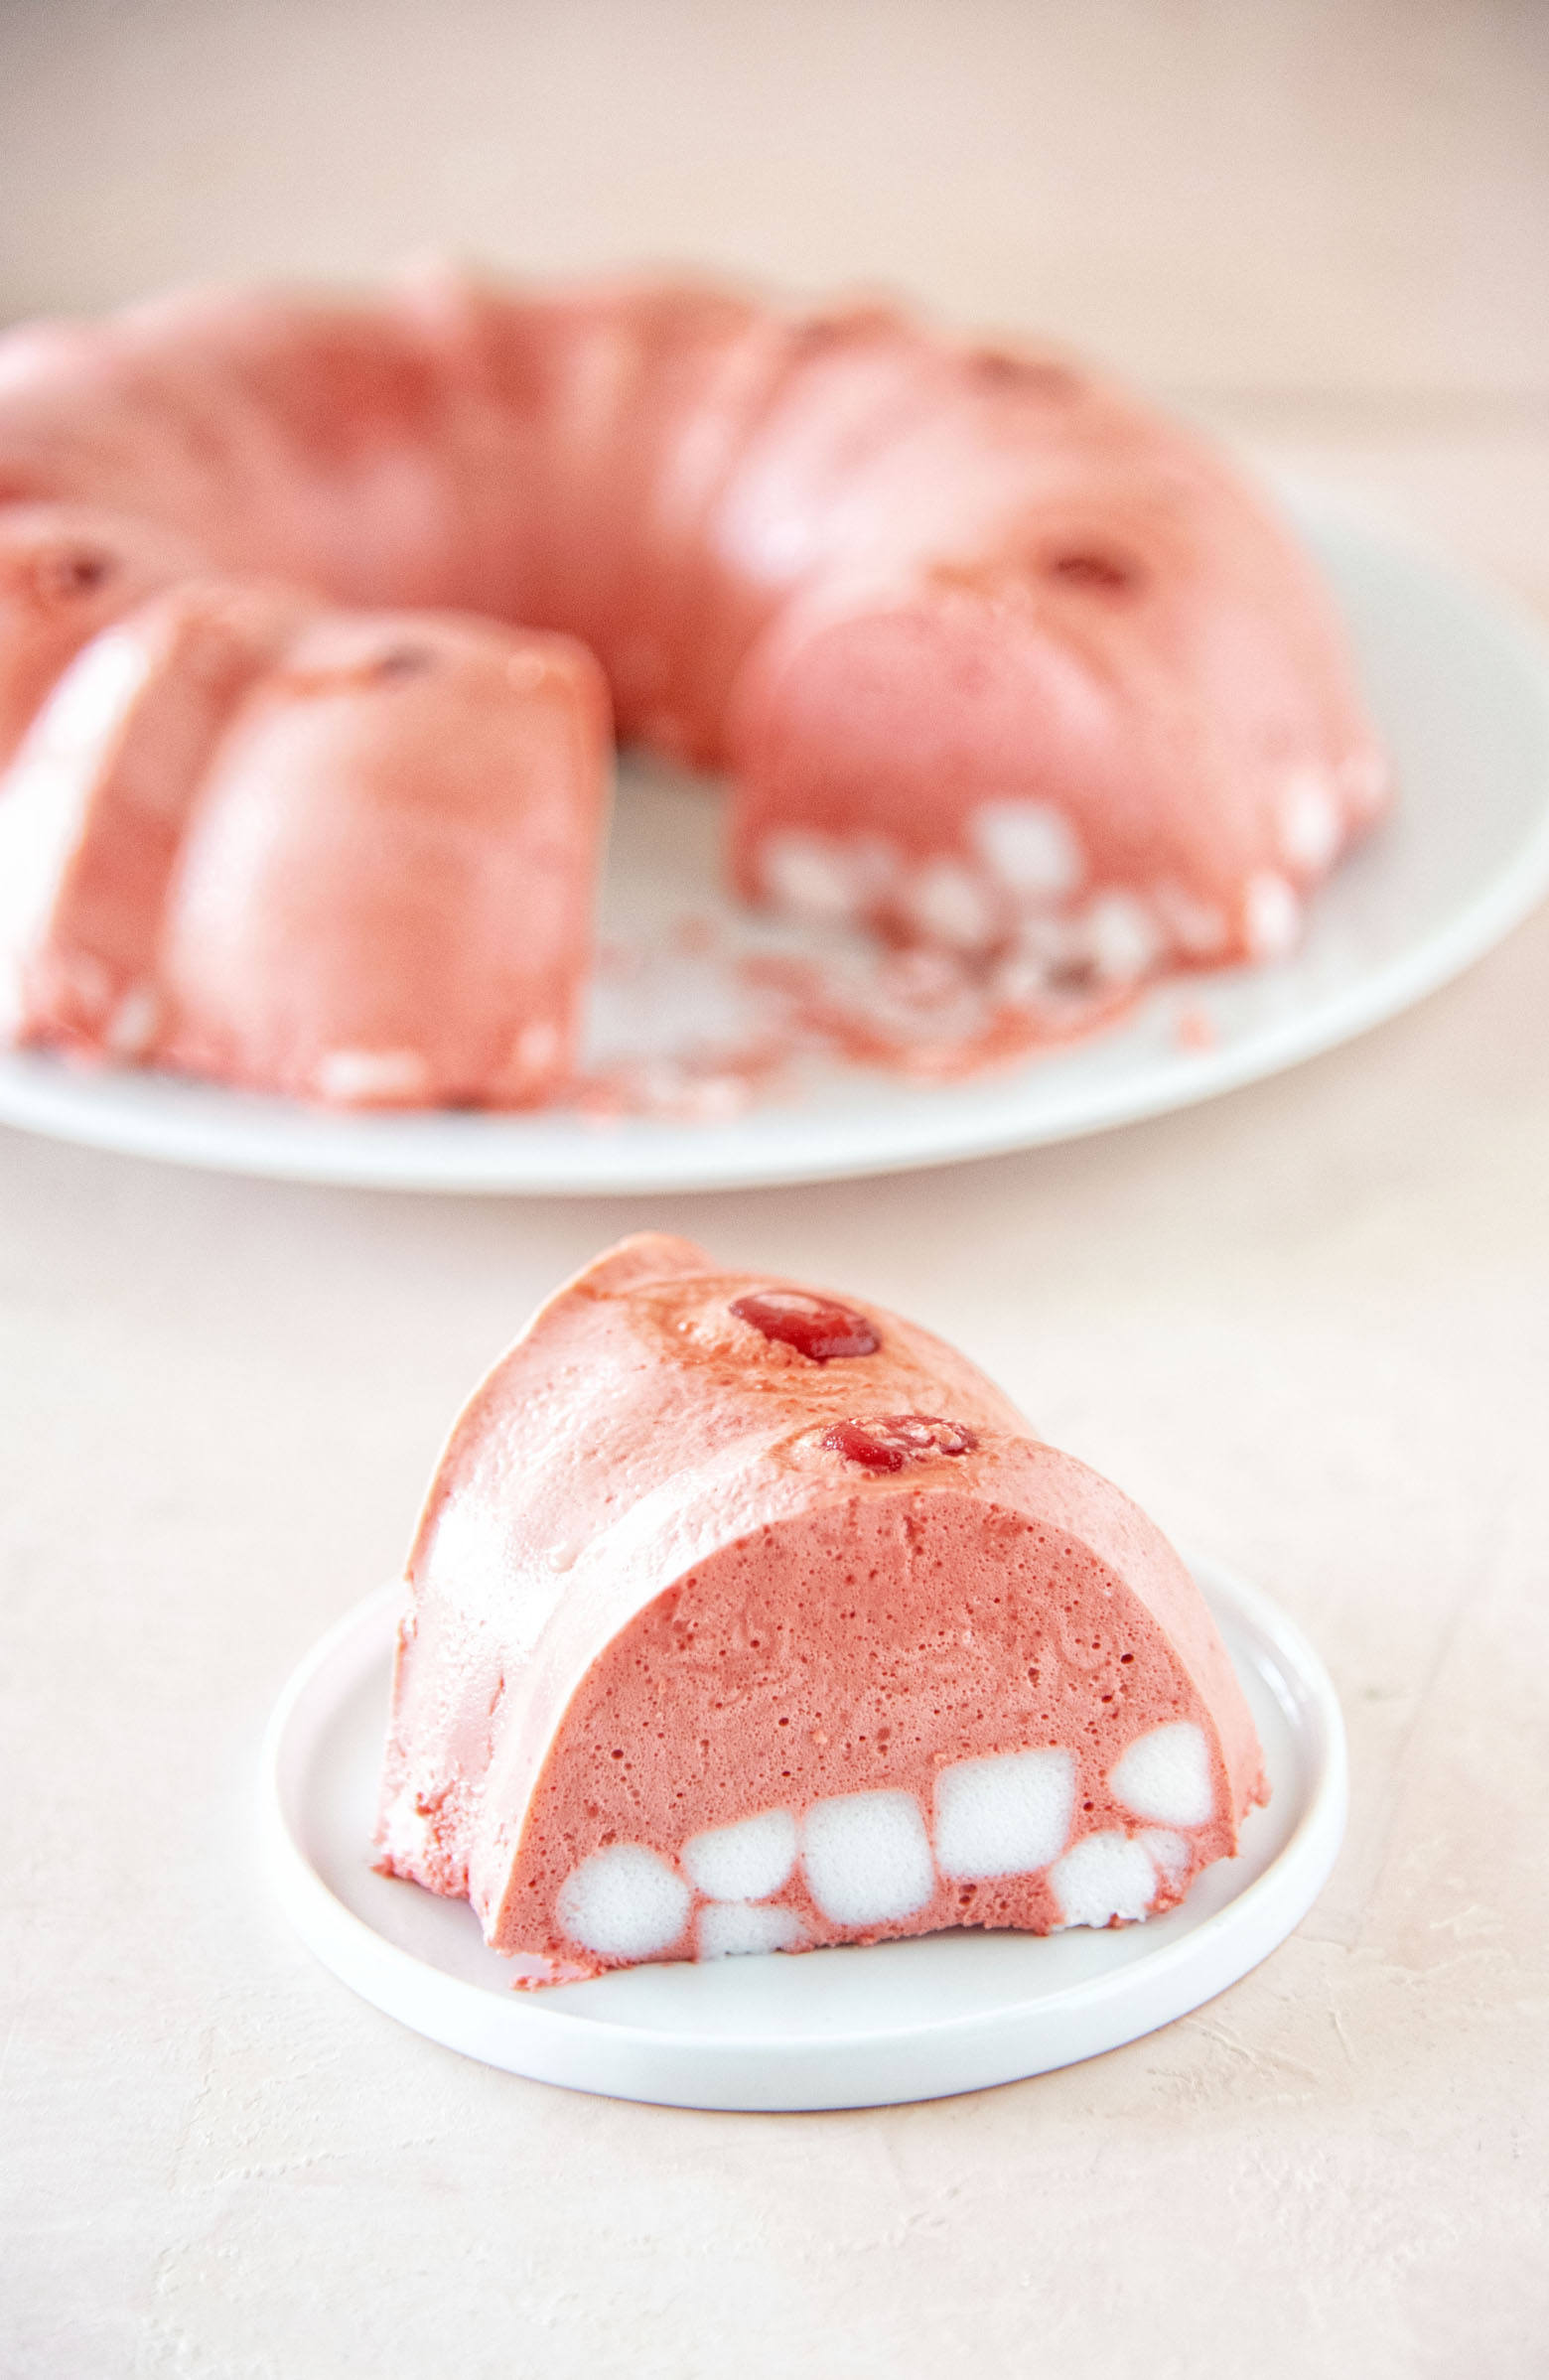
[801,1790,935,1926]
[313,1047,433,1106]
[1083,891,1162,983]
[1338,747,1390,816]
[932,1748,1075,1880]
[1152,881,1229,957]
[1278,767,1342,872]
[104,983,160,1058]
[905,859,997,951]
[1243,870,1302,960]
[555,1844,691,1960]
[761,831,860,923]
[697,1901,806,1959]
[508,1019,561,1080]
[1140,1828,1192,1888]
[1109,1721,1215,1827]
[972,799,1084,900]
[682,1072,753,1122]
[992,953,1056,1005]
[681,1809,798,1902]
[1050,1830,1158,1928]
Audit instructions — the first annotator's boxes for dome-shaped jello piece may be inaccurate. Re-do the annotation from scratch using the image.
[375,1234,1268,1981]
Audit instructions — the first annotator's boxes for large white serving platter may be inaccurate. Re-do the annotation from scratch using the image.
[7,504,1548,1193]
[259,1557,1345,2111]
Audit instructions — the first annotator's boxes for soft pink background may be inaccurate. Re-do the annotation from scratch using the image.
[1,4,1546,2374]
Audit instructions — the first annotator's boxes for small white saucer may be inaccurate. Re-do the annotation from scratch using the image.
[259,1557,1345,2111]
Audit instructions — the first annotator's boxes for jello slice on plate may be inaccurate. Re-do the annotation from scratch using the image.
[0,592,611,1106]
[375,1233,1268,1982]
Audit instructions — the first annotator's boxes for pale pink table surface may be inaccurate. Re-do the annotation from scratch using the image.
[2,5,1546,2374]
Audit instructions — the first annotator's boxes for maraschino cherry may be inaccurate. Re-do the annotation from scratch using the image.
[730,1289,880,1362]
[821,1415,978,1471]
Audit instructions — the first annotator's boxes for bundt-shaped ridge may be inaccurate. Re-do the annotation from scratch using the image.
[0,269,1388,1105]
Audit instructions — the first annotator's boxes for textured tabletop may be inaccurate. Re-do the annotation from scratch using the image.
[2,4,1547,2374]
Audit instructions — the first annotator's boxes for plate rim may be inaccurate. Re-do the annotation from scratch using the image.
[258,1555,1348,2105]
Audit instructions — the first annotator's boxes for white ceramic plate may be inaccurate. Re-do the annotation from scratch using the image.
[259,1556,1346,2111]
[7,504,1548,1193]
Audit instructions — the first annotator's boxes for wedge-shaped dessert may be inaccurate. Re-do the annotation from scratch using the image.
[375,1235,1268,1980]
[0,585,610,1107]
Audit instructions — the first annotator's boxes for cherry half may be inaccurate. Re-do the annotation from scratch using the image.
[821,1415,979,1471]
[729,1289,880,1363]
[40,547,114,602]
[1045,548,1141,596]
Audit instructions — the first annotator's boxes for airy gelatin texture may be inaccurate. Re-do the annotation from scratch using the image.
[0,271,1389,1104]
[375,1234,1269,1980]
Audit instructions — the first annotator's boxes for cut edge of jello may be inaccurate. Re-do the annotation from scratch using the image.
[490,1487,1255,1978]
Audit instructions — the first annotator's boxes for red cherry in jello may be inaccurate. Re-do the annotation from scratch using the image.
[729,1289,880,1362]
[821,1415,979,1471]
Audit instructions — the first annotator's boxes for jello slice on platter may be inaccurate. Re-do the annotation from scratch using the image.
[0,502,202,770]
[725,351,1387,973]
[0,594,611,1106]
[374,1233,1268,1982]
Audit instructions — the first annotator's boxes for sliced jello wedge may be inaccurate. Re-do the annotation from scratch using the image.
[0,592,611,1107]
[375,1233,1268,1981]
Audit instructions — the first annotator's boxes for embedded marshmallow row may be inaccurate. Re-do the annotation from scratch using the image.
[759,761,1363,968]
[555,1720,1214,1961]
[1050,1827,1192,1929]
[759,821,1309,978]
